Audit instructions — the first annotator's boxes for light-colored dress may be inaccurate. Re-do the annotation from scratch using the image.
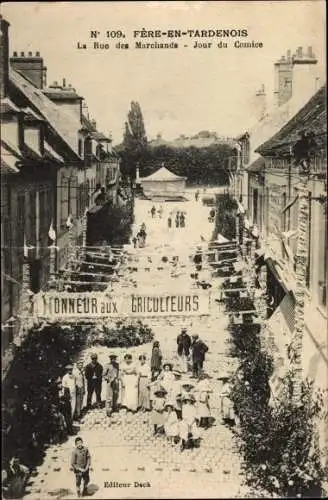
[180,403,200,441]
[121,362,139,411]
[195,379,212,419]
[159,371,175,395]
[220,381,235,420]
[151,396,165,425]
[164,410,180,437]
[138,363,151,410]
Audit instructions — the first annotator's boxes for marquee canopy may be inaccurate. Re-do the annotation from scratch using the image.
[141,166,186,182]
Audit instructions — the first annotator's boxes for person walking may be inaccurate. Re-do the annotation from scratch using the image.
[73,361,85,421]
[151,205,156,218]
[71,437,91,498]
[195,372,212,429]
[85,354,103,409]
[180,394,200,451]
[57,378,74,435]
[62,365,77,419]
[120,354,139,412]
[137,355,151,411]
[103,354,120,417]
[151,341,162,381]
[176,328,191,373]
[191,334,209,378]
[167,215,172,229]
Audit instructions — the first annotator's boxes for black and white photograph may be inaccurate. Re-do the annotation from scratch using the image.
[1,1,327,498]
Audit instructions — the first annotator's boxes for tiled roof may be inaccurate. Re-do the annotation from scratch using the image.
[1,139,21,173]
[10,68,81,158]
[0,97,21,114]
[256,85,327,156]
[245,156,265,173]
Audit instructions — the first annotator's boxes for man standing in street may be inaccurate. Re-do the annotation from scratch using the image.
[71,437,91,498]
[103,354,120,417]
[85,354,103,409]
[73,361,86,421]
[191,334,209,378]
[62,365,77,420]
[176,328,191,373]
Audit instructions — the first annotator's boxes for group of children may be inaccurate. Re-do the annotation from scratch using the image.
[149,363,212,451]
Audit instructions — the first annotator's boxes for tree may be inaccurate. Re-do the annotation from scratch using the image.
[121,101,148,180]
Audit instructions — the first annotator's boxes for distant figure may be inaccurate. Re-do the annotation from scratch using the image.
[95,187,106,205]
[167,216,172,229]
[158,205,164,219]
[195,190,199,202]
[179,212,186,228]
[191,334,209,378]
[175,212,180,228]
[151,206,156,218]
[132,236,137,248]
[103,354,120,417]
[141,222,146,232]
[85,354,103,409]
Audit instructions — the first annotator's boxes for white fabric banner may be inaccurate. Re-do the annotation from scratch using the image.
[35,291,211,319]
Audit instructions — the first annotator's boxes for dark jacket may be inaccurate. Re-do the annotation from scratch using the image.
[85,362,103,383]
[191,339,209,362]
[151,347,162,371]
[176,333,191,356]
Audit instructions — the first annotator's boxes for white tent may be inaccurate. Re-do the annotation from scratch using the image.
[140,166,186,195]
[216,233,230,243]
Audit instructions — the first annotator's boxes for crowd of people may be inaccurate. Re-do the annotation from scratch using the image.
[46,328,211,454]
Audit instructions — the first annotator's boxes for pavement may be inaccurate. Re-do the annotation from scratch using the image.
[24,190,260,499]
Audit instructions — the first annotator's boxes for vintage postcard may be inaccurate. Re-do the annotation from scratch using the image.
[1,1,327,499]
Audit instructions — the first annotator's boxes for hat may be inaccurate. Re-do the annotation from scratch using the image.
[192,334,199,339]
[172,370,182,377]
[164,401,175,409]
[182,394,195,403]
[154,386,167,396]
[65,364,73,370]
[163,362,173,370]
[181,381,195,389]
[109,354,117,359]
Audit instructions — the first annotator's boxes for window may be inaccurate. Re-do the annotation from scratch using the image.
[78,138,83,157]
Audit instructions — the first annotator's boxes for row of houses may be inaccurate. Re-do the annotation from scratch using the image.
[0,17,121,361]
[232,45,327,457]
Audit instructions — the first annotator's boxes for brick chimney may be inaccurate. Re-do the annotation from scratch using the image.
[291,45,318,105]
[0,16,10,99]
[274,49,293,107]
[10,50,47,89]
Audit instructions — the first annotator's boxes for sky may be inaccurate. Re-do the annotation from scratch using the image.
[2,1,326,144]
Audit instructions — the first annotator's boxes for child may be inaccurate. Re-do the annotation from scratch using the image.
[151,387,167,436]
[171,370,183,420]
[195,373,212,429]
[71,437,91,498]
[218,372,236,424]
[180,394,200,451]
[158,363,175,394]
[163,402,180,445]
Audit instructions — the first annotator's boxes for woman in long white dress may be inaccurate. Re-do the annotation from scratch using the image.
[120,354,139,412]
[137,355,151,411]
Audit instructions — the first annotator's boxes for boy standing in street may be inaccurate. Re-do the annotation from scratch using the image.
[71,437,91,498]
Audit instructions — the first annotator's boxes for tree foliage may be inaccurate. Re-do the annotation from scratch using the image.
[121,101,148,178]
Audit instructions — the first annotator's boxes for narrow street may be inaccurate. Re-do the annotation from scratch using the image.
[25,190,252,499]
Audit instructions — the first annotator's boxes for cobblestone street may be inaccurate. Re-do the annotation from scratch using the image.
[24,192,253,499]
